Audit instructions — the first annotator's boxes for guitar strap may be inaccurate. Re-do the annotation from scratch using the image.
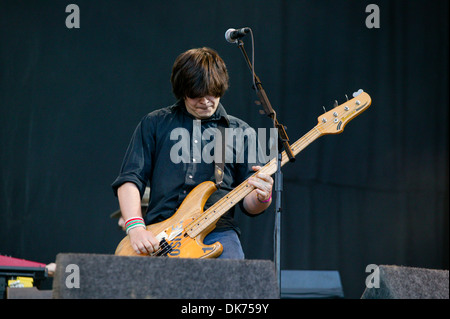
[214,125,226,189]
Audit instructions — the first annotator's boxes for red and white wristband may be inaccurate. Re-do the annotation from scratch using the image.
[124,217,146,234]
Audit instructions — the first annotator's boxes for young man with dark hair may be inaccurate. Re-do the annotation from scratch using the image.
[112,47,273,259]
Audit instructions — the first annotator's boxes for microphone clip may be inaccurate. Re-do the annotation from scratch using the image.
[225,27,250,43]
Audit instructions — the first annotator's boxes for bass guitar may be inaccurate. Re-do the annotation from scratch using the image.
[115,90,372,258]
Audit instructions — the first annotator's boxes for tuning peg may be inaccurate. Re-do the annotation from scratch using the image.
[345,94,349,101]
[322,106,327,113]
[352,89,364,97]
[334,100,339,107]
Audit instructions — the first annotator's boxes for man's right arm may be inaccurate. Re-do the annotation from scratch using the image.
[117,182,159,255]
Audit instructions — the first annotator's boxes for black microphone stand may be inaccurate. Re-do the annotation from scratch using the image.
[234,38,295,297]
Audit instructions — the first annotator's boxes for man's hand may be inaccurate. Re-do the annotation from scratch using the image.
[117,182,160,255]
[243,166,274,215]
[128,227,160,255]
[248,165,273,202]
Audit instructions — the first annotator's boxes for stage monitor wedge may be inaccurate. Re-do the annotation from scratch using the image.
[52,253,279,299]
[361,265,449,299]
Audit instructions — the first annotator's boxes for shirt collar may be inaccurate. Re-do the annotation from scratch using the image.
[175,99,230,127]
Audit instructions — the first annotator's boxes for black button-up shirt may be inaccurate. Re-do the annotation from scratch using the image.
[112,100,263,235]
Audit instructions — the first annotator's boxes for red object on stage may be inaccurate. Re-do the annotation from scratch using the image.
[0,255,46,268]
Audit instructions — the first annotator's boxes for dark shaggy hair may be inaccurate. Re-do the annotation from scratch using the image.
[170,47,229,100]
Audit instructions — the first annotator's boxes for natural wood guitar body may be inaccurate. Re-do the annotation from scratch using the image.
[115,181,223,258]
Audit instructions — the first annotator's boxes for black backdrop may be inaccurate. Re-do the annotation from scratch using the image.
[0,0,448,298]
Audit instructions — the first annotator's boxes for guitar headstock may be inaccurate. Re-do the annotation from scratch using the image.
[316,90,372,134]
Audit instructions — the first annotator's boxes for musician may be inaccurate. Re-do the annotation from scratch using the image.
[112,47,273,259]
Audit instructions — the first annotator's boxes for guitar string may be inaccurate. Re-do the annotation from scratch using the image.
[155,240,172,256]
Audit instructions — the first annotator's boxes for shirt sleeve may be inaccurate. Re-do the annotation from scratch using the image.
[111,115,155,198]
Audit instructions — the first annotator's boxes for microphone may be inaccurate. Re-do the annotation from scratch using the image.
[225,27,250,43]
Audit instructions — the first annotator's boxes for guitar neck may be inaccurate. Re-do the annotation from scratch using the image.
[185,125,324,238]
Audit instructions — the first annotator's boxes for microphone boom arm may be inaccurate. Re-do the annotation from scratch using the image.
[236,39,295,162]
